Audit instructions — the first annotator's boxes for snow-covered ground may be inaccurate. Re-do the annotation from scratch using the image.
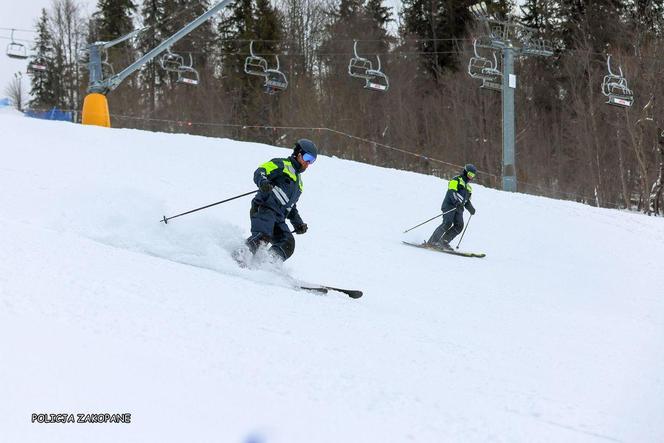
[1,110,663,443]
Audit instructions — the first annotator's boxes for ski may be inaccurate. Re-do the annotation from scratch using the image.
[402,241,486,258]
[299,285,363,299]
[299,286,329,294]
[323,286,363,299]
[231,245,363,298]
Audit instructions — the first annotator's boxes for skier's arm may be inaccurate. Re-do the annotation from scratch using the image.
[464,199,476,215]
[287,204,304,227]
[254,159,283,189]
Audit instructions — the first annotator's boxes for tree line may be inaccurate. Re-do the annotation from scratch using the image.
[21,0,664,214]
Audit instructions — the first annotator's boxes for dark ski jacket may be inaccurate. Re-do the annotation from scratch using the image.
[252,156,305,225]
[442,174,475,214]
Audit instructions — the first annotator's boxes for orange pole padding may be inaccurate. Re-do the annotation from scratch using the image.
[81,93,111,127]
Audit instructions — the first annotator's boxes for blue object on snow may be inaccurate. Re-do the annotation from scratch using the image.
[24,107,73,122]
[0,98,11,108]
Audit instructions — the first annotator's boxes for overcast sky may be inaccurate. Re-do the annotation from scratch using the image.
[0,0,96,102]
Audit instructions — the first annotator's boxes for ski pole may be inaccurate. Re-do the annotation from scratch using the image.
[161,190,258,224]
[402,207,456,234]
[455,214,472,249]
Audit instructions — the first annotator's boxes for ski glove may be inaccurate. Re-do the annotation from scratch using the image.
[466,204,476,215]
[259,181,273,193]
[294,223,308,235]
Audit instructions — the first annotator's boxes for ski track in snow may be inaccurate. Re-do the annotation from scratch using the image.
[1,109,664,442]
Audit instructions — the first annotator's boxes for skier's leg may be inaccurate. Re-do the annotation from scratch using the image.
[269,222,295,261]
[247,206,276,253]
[428,209,456,245]
[442,211,464,243]
[428,223,451,244]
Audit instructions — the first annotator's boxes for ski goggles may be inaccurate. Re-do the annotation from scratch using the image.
[466,171,476,179]
[302,152,317,164]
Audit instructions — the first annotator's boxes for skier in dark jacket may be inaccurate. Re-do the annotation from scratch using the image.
[244,139,318,261]
[428,164,477,250]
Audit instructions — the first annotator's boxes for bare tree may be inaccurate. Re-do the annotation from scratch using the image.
[279,0,329,76]
[4,73,27,112]
[50,0,87,110]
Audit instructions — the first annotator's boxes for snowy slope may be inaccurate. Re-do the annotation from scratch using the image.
[1,110,663,443]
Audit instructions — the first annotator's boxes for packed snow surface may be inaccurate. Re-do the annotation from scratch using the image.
[1,110,663,442]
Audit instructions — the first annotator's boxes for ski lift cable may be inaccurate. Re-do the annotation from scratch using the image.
[78,32,664,64]
[102,35,664,63]
[3,17,660,63]
[0,27,35,33]
[108,43,468,57]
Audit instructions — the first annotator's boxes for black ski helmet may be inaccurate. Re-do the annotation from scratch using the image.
[294,138,318,159]
[463,163,478,178]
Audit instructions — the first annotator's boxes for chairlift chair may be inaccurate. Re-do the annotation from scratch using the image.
[160,47,185,72]
[365,73,389,91]
[244,41,268,76]
[264,71,288,94]
[603,78,634,107]
[468,39,501,88]
[6,29,28,59]
[468,56,500,81]
[480,79,502,92]
[263,55,288,94]
[348,41,373,79]
[602,55,634,108]
[363,55,389,91]
[176,53,200,85]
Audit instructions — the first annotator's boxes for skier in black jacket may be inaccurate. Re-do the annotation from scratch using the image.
[428,164,477,250]
[244,139,317,261]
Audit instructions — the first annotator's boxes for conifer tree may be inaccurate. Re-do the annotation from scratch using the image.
[29,9,58,109]
[319,0,369,76]
[172,0,215,67]
[215,0,283,139]
[519,0,551,31]
[138,0,166,116]
[93,0,137,40]
[629,0,664,34]
[364,0,393,55]
[365,0,392,33]
[400,0,474,78]
[217,0,255,78]
[553,0,626,50]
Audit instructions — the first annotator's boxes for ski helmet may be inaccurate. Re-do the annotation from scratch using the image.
[294,138,318,159]
[463,163,478,179]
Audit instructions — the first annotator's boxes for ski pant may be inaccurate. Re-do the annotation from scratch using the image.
[247,204,295,260]
[428,208,464,244]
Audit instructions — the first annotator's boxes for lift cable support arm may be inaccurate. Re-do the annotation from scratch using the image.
[87,0,234,94]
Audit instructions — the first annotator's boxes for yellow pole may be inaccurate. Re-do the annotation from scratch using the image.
[81,93,111,127]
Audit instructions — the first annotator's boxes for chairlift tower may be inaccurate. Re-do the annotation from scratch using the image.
[82,0,235,127]
[469,2,553,192]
